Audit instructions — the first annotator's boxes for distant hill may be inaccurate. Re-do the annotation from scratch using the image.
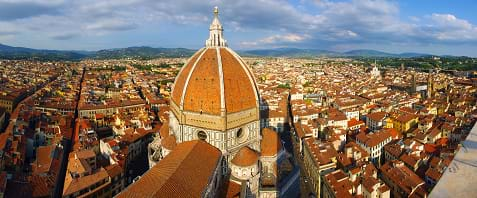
[342,49,395,57]
[93,46,195,59]
[0,44,87,60]
[240,48,338,57]
[0,44,195,60]
[242,48,433,58]
[0,43,438,60]
[398,52,433,58]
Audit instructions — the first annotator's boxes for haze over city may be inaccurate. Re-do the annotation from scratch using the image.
[1,0,477,56]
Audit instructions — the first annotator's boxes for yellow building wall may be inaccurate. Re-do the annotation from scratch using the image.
[0,99,13,113]
[384,118,393,129]
[392,118,418,133]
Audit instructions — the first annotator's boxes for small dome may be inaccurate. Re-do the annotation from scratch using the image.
[162,135,177,150]
[231,146,259,167]
[261,128,282,157]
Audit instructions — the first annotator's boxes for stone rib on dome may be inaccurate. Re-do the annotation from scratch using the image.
[183,48,221,115]
[172,48,204,104]
[220,48,257,113]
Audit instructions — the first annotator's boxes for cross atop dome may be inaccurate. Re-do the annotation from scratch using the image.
[206,6,227,47]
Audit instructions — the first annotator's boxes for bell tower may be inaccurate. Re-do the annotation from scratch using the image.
[427,70,433,98]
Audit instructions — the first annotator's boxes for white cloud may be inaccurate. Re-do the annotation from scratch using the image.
[85,19,137,32]
[0,21,19,35]
[431,14,473,29]
[0,0,64,5]
[423,13,477,41]
[1,0,477,51]
[240,33,311,47]
[335,30,358,38]
[50,32,79,40]
[261,34,311,43]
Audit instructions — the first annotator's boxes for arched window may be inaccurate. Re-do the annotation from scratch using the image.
[197,131,207,141]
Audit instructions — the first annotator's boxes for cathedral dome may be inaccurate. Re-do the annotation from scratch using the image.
[168,7,261,158]
[171,47,258,115]
[169,7,259,131]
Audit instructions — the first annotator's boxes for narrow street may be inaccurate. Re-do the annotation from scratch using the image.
[286,95,315,198]
[53,67,86,198]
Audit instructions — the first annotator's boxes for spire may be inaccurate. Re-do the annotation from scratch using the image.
[214,6,219,17]
[206,6,227,47]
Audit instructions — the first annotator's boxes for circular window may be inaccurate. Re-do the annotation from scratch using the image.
[236,128,243,138]
[197,131,207,141]
[236,128,248,143]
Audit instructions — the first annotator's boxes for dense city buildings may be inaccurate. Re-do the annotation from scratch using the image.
[286,56,477,197]
[0,5,476,198]
[122,8,297,198]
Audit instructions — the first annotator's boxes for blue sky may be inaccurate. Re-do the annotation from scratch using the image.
[1,0,477,56]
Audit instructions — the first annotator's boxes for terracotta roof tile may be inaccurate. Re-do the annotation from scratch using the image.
[347,118,365,128]
[221,48,256,113]
[260,128,282,157]
[324,170,353,197]
[171,49,204,105]
[395,113,418,123]
[425,167,442,181]
[380,160,426,196]
[171,48,258,115]
[63,168,109,196]
[224,180,241,198]
[118,140,221,198]
[162,135,177,150]
[159,121,169,138]
[367,112,387,122]
[105,164,123,178]
[356,130,391,148]
[31,145,56,175]
[183,49,221,115]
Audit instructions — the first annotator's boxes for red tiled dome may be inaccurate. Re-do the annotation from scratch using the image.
[231,146,259,167]
[171,47,259,115]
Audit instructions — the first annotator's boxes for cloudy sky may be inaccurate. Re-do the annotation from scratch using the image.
[1,0,477,56]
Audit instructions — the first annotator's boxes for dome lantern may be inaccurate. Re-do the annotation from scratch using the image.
[206,6,227,47]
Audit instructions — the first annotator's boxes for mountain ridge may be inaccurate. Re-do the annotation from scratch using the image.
[0,43,445,60]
